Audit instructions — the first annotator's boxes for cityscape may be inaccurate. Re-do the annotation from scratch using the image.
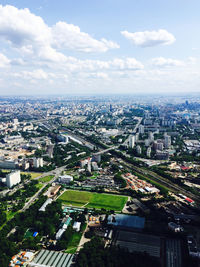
[0,1,200,267]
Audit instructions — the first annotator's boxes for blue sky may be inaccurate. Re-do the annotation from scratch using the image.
[0,0,199,95]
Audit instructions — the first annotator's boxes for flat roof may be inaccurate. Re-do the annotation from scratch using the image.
[31,249,74,267]
[108,214,145,229]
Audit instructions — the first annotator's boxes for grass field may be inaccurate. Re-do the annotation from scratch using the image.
[38,175,54,183]
[21,172,42,179]
[1,170,42,179]
[65,223,87,254]
[58,190,128,211]
[35,183,43,190]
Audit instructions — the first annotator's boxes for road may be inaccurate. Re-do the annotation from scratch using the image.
[21,165,66,212]
[61,125,200,202]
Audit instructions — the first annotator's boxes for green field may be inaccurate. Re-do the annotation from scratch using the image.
[58,190,128,211]
[1,170,42,179]
[36,183,43,189]
[38,175,54,183]
[21,172,42,179]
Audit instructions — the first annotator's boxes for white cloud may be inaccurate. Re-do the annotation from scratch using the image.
[13,69,49,80]
[0,52,10,67]
[121,29,175,47]
[151,57,185,67]
[52,22,119,53]
[0,4,119,62]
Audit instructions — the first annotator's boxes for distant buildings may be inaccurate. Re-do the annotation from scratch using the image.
[0,159,17,169]
[6,170,21,188]
[3,135,24,144]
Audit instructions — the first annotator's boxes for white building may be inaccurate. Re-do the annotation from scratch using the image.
[136,145,142,154]
[59,175,73,184]
[92,162,98,171]
[164,135,171,149]
[129,135,135,148]
[87,161,91,173]
[3,135,24,144]
[56,228,66,240]
[139,125,144,134]
[73,222,81,232]
[145,139,150,147]
[147,147,151,158]
[148,132,154,142]
[6,170,21,188]
[135,133,139,142]
[39,198,53,212]
[33,158,43,168]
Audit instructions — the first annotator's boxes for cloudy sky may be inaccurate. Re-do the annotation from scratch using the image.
[0,0,200,95]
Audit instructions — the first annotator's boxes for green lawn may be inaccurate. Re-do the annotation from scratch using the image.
[65,232,82,253]
[21,172,42,179]
[58,190,128,211]
[38,175,54,183]
[65,223,87,254]
[35,183,43,189]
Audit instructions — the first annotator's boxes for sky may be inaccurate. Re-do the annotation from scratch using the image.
[0,0,200,95]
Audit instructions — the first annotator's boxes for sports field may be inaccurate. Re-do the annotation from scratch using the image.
[58,190,128,211]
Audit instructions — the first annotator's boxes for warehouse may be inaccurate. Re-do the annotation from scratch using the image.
[113,231,161,258]
[108,214,145,230]
[30,249,74,267]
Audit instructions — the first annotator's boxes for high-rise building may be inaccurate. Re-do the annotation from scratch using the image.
[92,153,101,163]
[164,135,171,149]
[136,145,142,154]
[6,170,21,188]
[33,158,43,168]
[129,135,135,148]
[135,133,139,142]
[147,147,151,158]
[148,131,154,142]
[139,125,144,134]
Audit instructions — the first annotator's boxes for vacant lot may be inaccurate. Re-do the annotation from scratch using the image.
[58,190,128,211]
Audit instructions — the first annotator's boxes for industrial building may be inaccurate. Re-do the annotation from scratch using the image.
[30,249,74,267]
[108,214,145,230]
[113,231,161,258]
